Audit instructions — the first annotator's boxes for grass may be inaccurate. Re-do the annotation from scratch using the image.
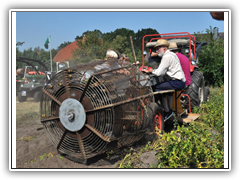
[24,152,54,165]
[16,97,40,126]
[17,135,36,142]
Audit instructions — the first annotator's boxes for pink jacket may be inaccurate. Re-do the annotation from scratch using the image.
[176,53,191,86]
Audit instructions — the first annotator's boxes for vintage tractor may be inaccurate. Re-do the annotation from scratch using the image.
[16,57,49,102]
[140,32,210,110]
[39,32,208,163]
[17,57,69,102]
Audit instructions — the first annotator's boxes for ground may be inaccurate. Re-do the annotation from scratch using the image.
[16,98,175,168]
[15,98,126,168]
[15,98,161,169]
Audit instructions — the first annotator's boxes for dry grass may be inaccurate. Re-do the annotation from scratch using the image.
[16,97,40,126]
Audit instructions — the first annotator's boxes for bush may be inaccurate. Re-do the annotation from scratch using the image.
[154,123,224,168]
[198,86,224,134]
[117,86,224,168]
[194,27,224,87]
[155,86,224,168]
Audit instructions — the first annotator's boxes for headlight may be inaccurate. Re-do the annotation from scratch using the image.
[32,84,35,88]
[20,84,23,87]
[191,60,196,65]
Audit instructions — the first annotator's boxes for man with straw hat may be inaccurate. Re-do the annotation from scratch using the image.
[142,39,186,121]
[168,42,191,86]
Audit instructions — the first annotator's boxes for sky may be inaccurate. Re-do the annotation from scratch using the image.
[14,10,225,52]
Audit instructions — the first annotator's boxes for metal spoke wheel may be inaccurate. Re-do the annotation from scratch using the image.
[40,59,155,163]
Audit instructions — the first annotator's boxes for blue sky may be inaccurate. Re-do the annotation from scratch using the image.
[15,10,225,52]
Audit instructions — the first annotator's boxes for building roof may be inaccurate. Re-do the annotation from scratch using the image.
[53,41,79,62]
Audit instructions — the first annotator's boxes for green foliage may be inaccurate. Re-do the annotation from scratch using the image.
[110,35,129,54]
[117,86,224,168]
[71,28,155,65]
[72,30,108,64]
[57,41,72,51]
[16,46,58,72]
[16,41,25,46]
[155,122,224,168]
[194,27,224,87]
[39,152,53,160]
[77,29,103,40]
[102,28,135,44]
[197,86,224,134]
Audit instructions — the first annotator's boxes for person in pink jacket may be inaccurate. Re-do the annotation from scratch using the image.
[168,42,191,86]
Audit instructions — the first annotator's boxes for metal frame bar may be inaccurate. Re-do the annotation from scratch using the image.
[142,32,196,66]
[181,94,192,113]
[85,93,154,114]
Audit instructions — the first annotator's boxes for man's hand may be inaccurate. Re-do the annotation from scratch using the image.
[142,68,153,73]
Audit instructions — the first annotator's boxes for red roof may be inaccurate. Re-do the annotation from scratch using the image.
[53,41,79,62]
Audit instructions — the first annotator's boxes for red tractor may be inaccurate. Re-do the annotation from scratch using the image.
[139,32,210,112]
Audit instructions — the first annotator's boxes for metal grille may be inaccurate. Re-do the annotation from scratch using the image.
[40,59,154,162]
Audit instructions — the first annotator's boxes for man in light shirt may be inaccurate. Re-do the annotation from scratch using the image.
[142,39,186,120]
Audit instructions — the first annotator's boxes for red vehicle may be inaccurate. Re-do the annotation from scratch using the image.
[139,32,210,110]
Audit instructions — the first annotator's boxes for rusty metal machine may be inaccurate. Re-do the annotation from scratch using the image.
[40,59,156,162]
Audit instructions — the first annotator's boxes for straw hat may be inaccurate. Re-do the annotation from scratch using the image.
[168,42,179,50]
[154,39,168,48]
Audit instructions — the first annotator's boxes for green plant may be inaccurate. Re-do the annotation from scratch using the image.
[193,86,224,134]
[17,136,36,142]
[105,149,114,158]
[155,86,224,168]
[197,86,224,134]
[194,27,224,87]
[117,86,224,168]
[40,152,53,160]
[155,123,223,168]
[59,156,64,159]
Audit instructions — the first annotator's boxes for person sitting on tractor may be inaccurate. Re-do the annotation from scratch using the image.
[168,42,191,86]
[148,47,162,69]
[142,39,186,120]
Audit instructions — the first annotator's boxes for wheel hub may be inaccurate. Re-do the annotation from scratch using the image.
[154,112,162,130]
[59,98,86,132]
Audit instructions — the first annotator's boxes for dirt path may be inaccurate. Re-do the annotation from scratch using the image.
[16,117,124,168]
[15,99,174,169]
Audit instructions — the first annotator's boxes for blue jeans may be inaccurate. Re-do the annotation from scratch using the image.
[155,80,185,91]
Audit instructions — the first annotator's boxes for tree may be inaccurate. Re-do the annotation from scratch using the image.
[134,28,160,50]
[72,30,108,64]
[102,28,135,45]
[16,41,25,46]
[57,41,72,51]
[109,35,128,54]
[102,28,159,65]
[16,47,54,72]
[76,29,103,40]
[194,27,224,87]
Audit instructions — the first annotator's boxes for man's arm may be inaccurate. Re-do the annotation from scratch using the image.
[152,57,169,76]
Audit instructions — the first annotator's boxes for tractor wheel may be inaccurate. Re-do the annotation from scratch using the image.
[146,103,165,141]
[182,70,205,109]
[34,91,42,102]
[18,93,27,102]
